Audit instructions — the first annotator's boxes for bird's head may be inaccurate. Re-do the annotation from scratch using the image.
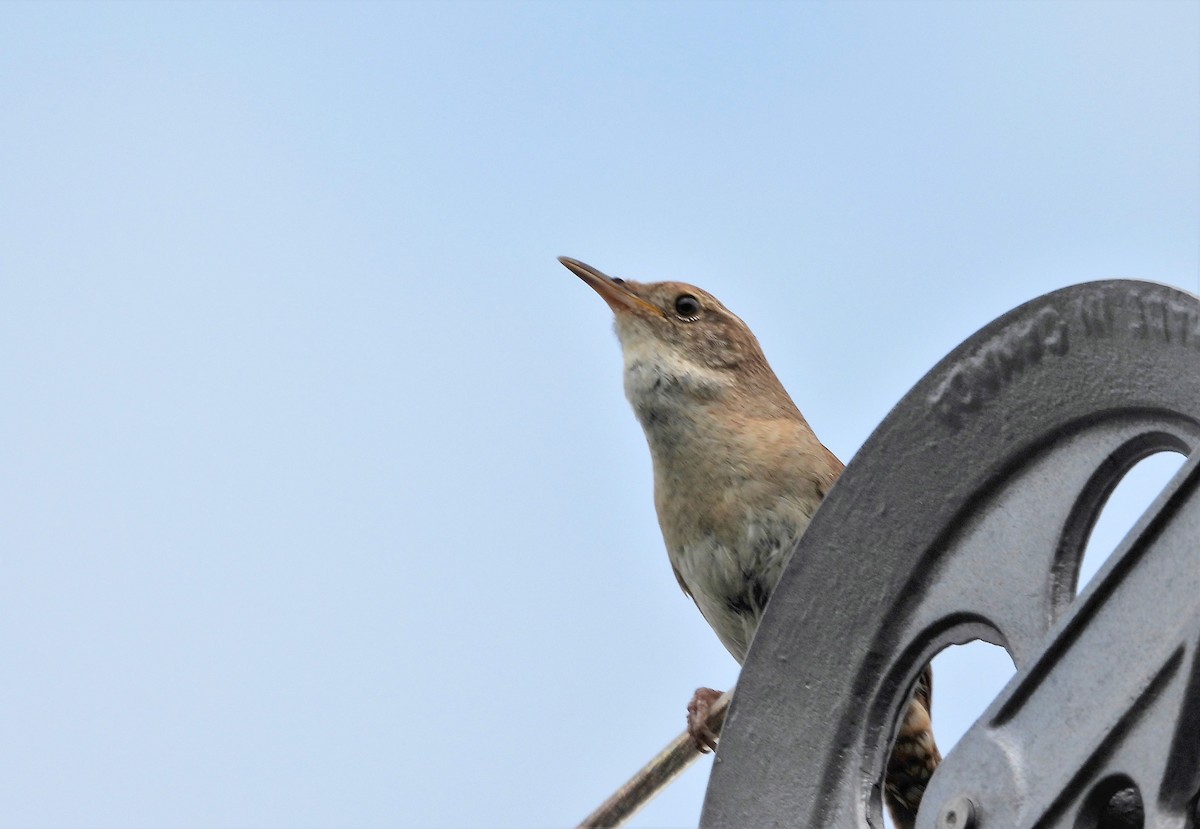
[560,256,767,369]
[560,256,793,415]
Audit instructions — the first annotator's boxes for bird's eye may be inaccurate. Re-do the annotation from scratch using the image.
[674,294,702,320]
[612,277,626,285]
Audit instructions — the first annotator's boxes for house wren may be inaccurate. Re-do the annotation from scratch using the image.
[561,256,940,828]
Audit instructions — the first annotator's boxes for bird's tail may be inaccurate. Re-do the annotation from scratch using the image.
[884,665,941,829]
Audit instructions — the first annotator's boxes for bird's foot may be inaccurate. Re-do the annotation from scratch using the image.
[687,687,725,753]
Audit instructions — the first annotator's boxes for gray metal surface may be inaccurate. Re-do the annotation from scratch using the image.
[700,280,1200,828]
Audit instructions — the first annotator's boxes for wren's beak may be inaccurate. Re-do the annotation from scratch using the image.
[559,256,664,318]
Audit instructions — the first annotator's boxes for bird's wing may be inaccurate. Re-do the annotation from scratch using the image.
[671,562,694,599]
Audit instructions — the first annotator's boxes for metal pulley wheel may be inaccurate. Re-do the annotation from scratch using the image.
[701,280,1200,828]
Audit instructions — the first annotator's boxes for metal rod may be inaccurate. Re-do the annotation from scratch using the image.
[576,691,732,829]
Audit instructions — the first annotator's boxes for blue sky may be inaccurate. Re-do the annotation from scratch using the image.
[2,2,1197,827]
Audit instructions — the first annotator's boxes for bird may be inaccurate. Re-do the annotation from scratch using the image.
[560,255,941,828]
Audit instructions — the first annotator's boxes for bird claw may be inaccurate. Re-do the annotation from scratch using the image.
[687,687,724,753]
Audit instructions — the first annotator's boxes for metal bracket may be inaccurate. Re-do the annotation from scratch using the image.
[700,280,1200,828]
